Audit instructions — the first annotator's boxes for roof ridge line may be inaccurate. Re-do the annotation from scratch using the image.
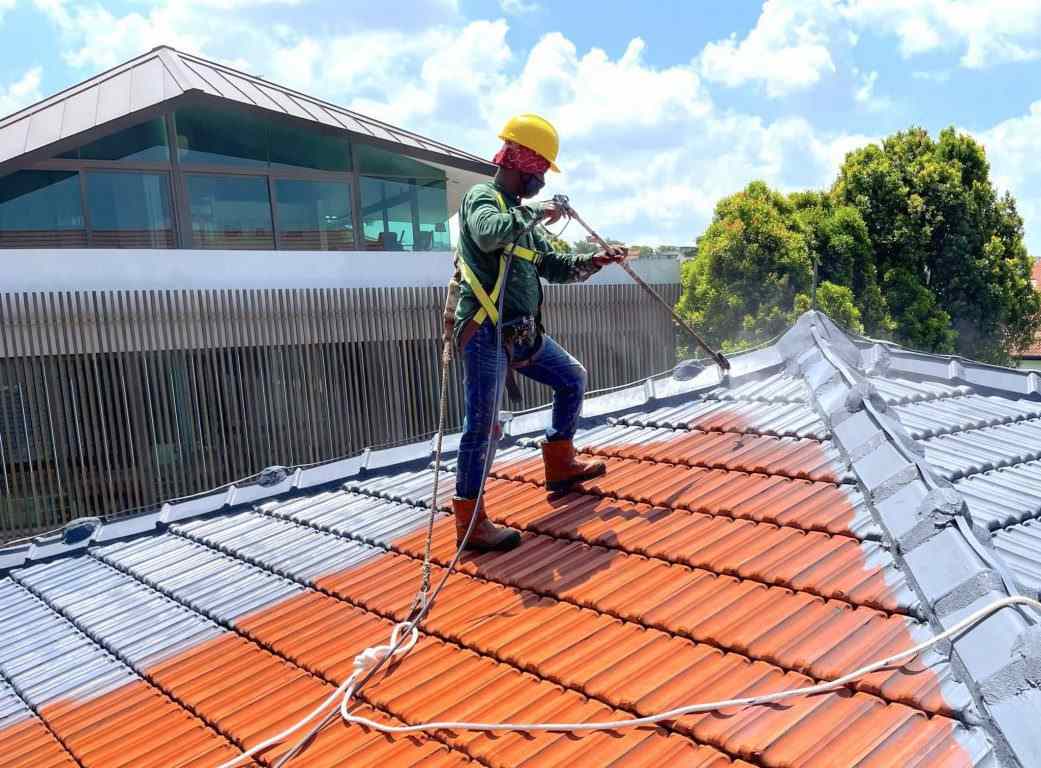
[153,47,194,96]
[861,337,1041,399]
[785,310,1041,767]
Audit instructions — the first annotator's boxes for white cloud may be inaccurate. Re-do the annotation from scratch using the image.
[853,69,876,102]
[851,67,891,112]
[271,23,867,244]
[911,70,950,82]
[978,100,1041,256]
[500,0,537,14]
[843,0,1041,68]
[0,66,42,117]
[698,0,1041,100]
[699,0,836,98]
[0,0,15,24]
[34,0,463,72]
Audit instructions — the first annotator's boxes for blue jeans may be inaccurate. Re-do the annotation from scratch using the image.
[455,322,588,499]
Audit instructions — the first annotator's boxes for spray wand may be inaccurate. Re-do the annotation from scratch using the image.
[552,195,730,373]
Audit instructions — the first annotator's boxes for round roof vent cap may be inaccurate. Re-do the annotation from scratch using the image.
[62,517,102,545]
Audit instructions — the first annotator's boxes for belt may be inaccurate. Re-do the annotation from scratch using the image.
[457,316,539,405]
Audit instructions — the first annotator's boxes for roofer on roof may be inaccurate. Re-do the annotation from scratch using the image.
[442,113,627,553]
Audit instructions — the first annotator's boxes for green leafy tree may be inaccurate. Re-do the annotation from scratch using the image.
[795,282,863,333]
[834,127,1040,363]
[677,126,1041,364]
[678,181,812,351]
[573,238,598,255]
[790,192,890,335]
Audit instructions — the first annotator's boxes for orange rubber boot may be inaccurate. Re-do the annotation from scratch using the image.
[541,438,607,493]
[452,497,521,552]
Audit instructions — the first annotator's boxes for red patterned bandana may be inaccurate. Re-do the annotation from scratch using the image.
[492,141,551,174]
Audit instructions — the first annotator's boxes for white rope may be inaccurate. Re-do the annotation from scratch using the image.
[218,218,539,768]
[216,588,1039,766]
[335,595,1038,733]
[215,623,418,768]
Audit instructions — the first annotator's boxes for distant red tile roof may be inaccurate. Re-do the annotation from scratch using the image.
[1023,260,1041,358]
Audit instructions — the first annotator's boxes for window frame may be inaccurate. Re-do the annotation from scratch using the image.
[183,171,278,251]
[0,168,89,247]
[82,168,177,248]
[271,177,355,252]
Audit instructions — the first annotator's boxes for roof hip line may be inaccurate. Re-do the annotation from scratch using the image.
[783,310,1041,768]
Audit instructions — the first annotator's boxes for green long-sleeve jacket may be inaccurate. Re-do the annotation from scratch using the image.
[446,181,601,337]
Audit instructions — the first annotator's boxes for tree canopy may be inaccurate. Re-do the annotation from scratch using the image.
[678,126,1041,364]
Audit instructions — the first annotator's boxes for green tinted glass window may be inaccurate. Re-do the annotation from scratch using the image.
[86,171,174,248]
[176,106,269,167]
[360,175,451,251]
[275,179,353,250]
[0,170,86,247]
[187,174,274,249]
[417,179,450,250]
[176,105,351,171]
[270,122,350,172]
[355,143,446,180]
[59,119,169,162]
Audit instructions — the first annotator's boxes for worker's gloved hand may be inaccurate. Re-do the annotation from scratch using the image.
[535,200,567,226]
[591,245,628,268]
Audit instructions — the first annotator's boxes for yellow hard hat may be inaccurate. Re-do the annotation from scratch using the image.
[498,114,560,172]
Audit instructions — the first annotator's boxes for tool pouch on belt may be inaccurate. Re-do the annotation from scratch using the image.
[501,316,539,404]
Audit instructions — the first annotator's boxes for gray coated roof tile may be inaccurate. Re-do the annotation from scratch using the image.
[892,394,1041,439]
[0,578,137,707]
[174,510,380,583]
[920,419,1041,479]
[616,398,828,438]
[956,459,1041,529]
[992,520,1041,598]
[263,490,435,545]
[96,534,303,623]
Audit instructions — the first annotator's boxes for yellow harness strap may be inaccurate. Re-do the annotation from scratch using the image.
[462,192,539,326]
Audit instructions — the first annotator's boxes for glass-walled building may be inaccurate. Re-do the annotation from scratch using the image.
[0,47,494,253]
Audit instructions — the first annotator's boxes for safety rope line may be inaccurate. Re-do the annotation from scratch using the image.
[225,212,539,768]
[219,594,1041,768]
[336,595,1040,733]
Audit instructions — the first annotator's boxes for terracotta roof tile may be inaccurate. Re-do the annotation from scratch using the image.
[3,715,79,768]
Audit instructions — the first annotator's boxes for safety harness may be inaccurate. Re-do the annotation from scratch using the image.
[456,191,544,402]
[457,191,542,326]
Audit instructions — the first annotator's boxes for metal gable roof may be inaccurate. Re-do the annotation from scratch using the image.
[4,312,1041,766]
[0,46,496,176]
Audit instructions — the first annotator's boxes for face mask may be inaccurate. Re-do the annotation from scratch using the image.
[520,172,545,198]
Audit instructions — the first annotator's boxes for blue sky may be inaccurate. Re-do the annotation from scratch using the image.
[3,0,1041,251]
